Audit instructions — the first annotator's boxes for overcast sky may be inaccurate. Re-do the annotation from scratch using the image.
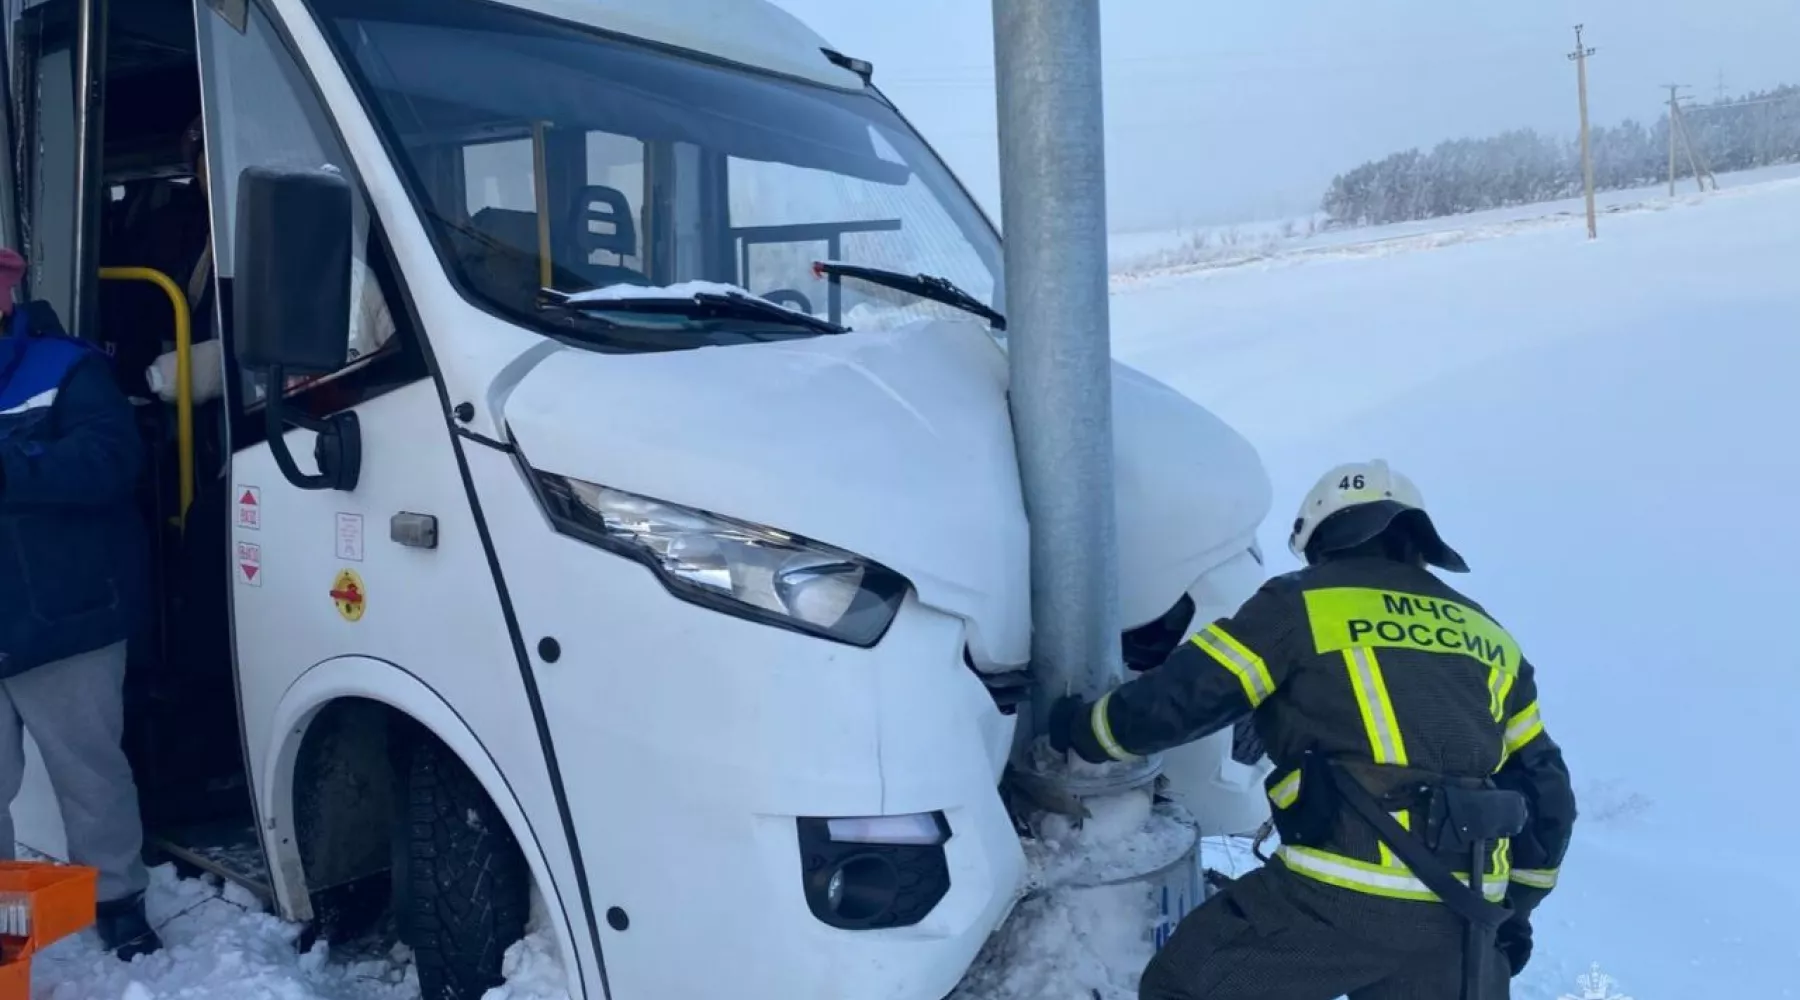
[770,1,1800,232]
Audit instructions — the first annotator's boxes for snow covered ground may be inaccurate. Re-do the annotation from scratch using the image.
[1107,162,1800,282]
[24,171,1800,998]
[1108,169,1800,999]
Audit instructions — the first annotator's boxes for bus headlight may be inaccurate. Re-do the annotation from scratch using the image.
[533,472,909,646]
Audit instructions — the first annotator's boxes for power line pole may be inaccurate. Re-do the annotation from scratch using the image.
[993,0,1154,806]
[1760,99,1774,166]
[1671,96,1716,191]
[1715,69,1728,104]
[1569,25,1598,239]
[1665,84,1686,195]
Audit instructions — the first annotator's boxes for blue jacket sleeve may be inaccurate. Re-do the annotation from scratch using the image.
[0,354,143,508]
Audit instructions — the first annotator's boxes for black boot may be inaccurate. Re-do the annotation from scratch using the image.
[95,892,162,961]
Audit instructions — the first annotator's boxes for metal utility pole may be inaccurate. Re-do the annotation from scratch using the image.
[991,1,1127,739]
[1568,25,1598,240]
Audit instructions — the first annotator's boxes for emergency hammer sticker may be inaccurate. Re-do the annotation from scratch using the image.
[331,568,366,622]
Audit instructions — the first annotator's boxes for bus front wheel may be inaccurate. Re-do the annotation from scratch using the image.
[392,735,530,1000]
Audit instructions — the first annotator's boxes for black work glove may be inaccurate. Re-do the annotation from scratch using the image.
[1496,913,1532,977]
[1046,694,1114,765]
[1046,695,1081,753]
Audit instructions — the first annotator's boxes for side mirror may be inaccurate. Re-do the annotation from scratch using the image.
[234,165,353,372]
[233,165,361,492]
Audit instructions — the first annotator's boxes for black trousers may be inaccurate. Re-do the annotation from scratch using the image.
[1140,859,1510,1000]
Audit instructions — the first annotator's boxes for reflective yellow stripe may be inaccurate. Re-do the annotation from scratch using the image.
[1278,845,1509,903]
[1192,625,1276,707]
[1378,808,1412,868]
[1089,691,1136,762]
[1268,769,1301,809]
[1304,587,1521,673]
[1503,702,1545,756]
[1487,666,1515,723]
[1344,647,1409,766]
[1510,867,1558,890]
[1488,669,1519,771]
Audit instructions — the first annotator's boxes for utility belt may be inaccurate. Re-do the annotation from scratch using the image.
[1268,751,1526,928]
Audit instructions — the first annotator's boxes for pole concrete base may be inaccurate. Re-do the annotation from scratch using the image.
[948,794,1203,999]
[1023,791,1204,957]
[1007,739,1194,927]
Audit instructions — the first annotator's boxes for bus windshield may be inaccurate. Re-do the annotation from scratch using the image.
[305,0,1004,347]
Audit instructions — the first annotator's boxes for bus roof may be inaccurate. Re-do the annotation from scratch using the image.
[489,0,868,91]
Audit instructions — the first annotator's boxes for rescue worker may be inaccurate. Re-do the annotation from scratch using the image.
[1050,460,1576,1000]
[0,248,162,960]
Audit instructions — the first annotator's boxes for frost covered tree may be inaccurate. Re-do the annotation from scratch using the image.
[1320,84,1800,227]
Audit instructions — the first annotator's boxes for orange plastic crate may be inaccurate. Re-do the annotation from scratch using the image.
[0,953,27,1000]
[0,861,98,961]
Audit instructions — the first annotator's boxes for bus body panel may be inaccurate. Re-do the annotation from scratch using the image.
[465,440,1028,1000]
[482,0,865,90]
[498,320,1033,669]
[225,377,602,995]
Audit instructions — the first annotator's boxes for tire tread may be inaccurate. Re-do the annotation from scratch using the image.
[396,738,530,1000]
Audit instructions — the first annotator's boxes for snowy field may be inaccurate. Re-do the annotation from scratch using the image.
[1107,162,1800,282]
[25,173,1800,998]
[1109,171,1800,999]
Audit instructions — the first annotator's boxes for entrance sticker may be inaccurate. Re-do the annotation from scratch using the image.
[236,486,261,530]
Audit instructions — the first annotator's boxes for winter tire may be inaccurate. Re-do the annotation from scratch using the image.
[394,736,530,1000]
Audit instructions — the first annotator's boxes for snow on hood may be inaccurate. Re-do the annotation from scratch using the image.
[563,280,827,320]
[565,279,760,304]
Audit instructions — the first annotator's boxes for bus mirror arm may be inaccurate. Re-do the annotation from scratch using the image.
[263,364,362,492]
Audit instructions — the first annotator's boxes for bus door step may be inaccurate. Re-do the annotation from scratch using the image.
[148,821,273,905]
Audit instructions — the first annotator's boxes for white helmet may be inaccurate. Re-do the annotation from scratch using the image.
[1287,459,1468,572]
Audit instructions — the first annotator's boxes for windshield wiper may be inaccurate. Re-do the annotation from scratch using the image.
[542,285,848,335]
[812,261,1006,331]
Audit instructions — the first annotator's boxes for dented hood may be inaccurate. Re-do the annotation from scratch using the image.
[499,320,1034,665]
[498,319,1270,667]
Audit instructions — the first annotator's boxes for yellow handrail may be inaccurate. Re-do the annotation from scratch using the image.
[98,267,193,530]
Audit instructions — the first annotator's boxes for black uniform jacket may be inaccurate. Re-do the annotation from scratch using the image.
[1086,556,1576,908]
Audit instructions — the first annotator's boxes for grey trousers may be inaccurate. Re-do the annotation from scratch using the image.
[1140,860,1509,1000]
[0,641,148,902]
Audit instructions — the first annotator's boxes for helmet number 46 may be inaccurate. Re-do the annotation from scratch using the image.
[1339,474,1367,490]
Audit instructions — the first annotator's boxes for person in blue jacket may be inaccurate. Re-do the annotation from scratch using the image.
[0,248,160,960]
